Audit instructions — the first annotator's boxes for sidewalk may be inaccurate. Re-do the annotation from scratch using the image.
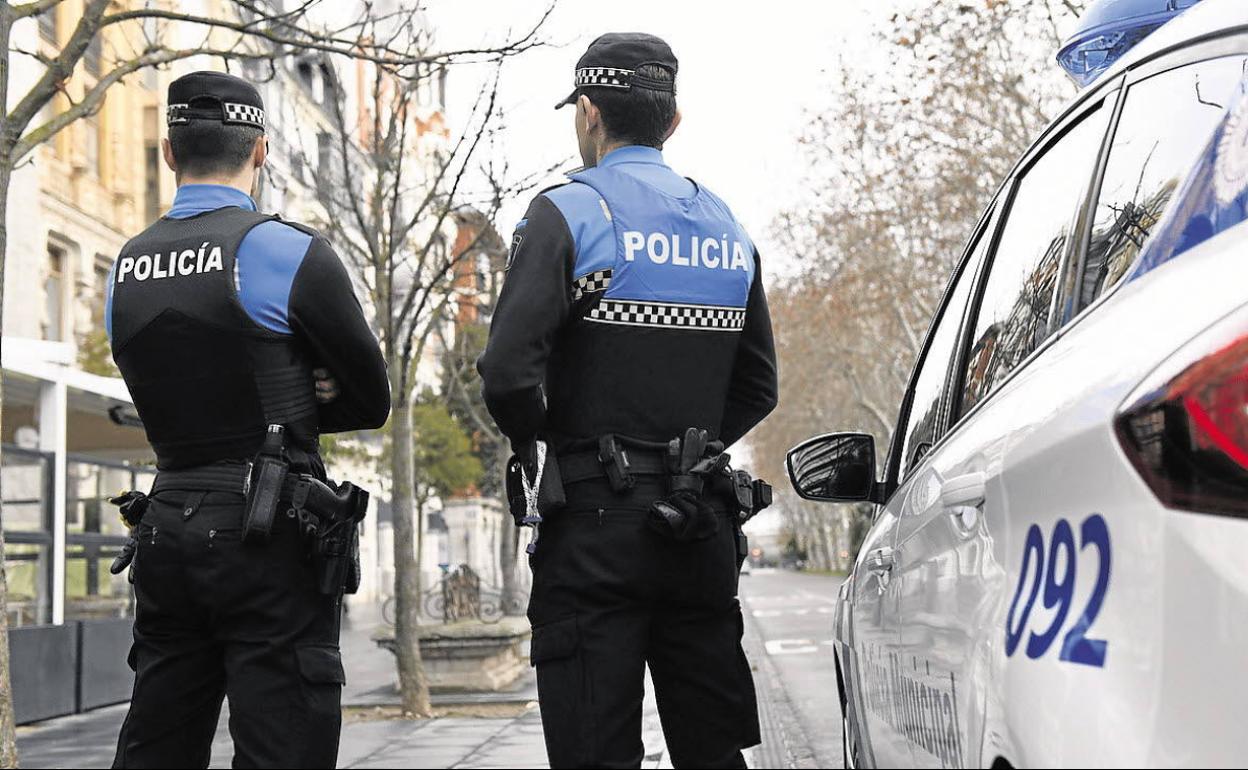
[16,702,553,769]
[15,600,683,769]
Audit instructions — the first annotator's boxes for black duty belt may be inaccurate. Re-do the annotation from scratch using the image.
[557,448,737,500]
[558,449,668,485]
[151,462,304,498]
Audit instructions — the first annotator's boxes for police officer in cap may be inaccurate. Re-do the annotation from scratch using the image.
[107,71,390,768]
[478,33,778,769]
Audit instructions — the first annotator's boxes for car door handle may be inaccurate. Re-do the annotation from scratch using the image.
[864,546,895,574]
[940,472,986,509]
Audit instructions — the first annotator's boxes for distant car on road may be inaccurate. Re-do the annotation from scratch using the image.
[786,0,1248,766]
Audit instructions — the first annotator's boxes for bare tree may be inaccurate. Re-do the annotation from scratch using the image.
[437,232,527,616]
[0,0,549,748]
[298,10,550,715]
[755,0,1089,562]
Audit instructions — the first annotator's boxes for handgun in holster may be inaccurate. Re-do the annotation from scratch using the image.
[289,476,369,596]
[243,423,370,595]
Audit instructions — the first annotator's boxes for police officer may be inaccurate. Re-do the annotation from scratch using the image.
[106,71,390,768]
[478,33,778,769]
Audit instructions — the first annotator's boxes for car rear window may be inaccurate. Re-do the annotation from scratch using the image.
[1080,55,1248,307]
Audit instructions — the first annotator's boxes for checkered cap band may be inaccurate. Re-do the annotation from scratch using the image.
[587,299,746,331]
[166,101,265,130]
[166,103,190,125]
[223,102,265,129]
[573,269,612,300]
[575,67,634,90]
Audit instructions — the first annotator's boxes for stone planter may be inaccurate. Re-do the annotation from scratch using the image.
[373,616,531,693]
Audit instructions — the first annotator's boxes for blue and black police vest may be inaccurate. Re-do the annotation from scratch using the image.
[543,166,757,445]
[110,208,320,470]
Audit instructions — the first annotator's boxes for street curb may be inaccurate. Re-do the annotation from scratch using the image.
[741,596,821,769]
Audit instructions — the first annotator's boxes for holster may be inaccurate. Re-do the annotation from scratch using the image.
[243,427,290,543]
[505,440,566,527]
[599,435,635,493]
[289,476,370,596]
[728,469,774,524]
[146,459,369,596]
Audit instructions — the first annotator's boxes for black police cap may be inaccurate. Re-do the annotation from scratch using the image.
[167,71,266,131]
[555,32,678,109]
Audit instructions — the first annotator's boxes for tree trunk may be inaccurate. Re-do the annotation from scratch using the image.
[0,523,15,769]
[0,4,23,762]
[496,443,522,615]
[814,516,833,572]
[414,495,423,614]
[389,396,431,717]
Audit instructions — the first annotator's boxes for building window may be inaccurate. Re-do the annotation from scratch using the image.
[92,256,111,326]
[1,448,55,627]
[416,63,434,108]
[37,6,56,43]
[84,34,103,77]
[44,244,67,341]
[144,144,160,223]
[143,105,161,223]
[317,131,335,181]
[65,460,151,621]
[83,112,101,177]
[320,63,336,105]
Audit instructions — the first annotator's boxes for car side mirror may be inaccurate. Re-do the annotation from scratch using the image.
[786,432,882,504]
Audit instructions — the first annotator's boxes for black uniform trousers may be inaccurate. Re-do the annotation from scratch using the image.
[527,483,761,769]
[112,488,344,769]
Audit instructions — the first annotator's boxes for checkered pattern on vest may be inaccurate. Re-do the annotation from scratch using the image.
[573,269,612,300]
[587,298,746,331]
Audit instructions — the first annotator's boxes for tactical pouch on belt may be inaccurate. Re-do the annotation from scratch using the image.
[243,424,288,542]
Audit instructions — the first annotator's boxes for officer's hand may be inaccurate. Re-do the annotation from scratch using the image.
[313,368,340,404]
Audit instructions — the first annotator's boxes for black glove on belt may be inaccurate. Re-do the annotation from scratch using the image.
[648,488,720,542]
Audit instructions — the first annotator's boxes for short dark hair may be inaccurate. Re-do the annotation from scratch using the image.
[584,64,676,148]
[168,102,263,177]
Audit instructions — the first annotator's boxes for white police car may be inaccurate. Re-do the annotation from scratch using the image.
[786,0,1248,766]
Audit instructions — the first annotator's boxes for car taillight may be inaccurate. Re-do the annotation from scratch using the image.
[1115,305,1248,517]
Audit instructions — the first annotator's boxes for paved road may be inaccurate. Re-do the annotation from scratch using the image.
[740,568,846,769]
[17,571,846,768]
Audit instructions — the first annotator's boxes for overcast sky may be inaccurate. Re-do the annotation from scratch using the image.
[428,1,888,268]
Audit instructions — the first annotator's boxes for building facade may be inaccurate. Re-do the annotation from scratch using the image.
[1,1,516,723]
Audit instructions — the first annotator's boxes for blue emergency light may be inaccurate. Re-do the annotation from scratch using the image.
[1057,0,1204,87]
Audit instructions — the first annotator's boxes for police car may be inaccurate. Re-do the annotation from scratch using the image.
[785,0,1248,766]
